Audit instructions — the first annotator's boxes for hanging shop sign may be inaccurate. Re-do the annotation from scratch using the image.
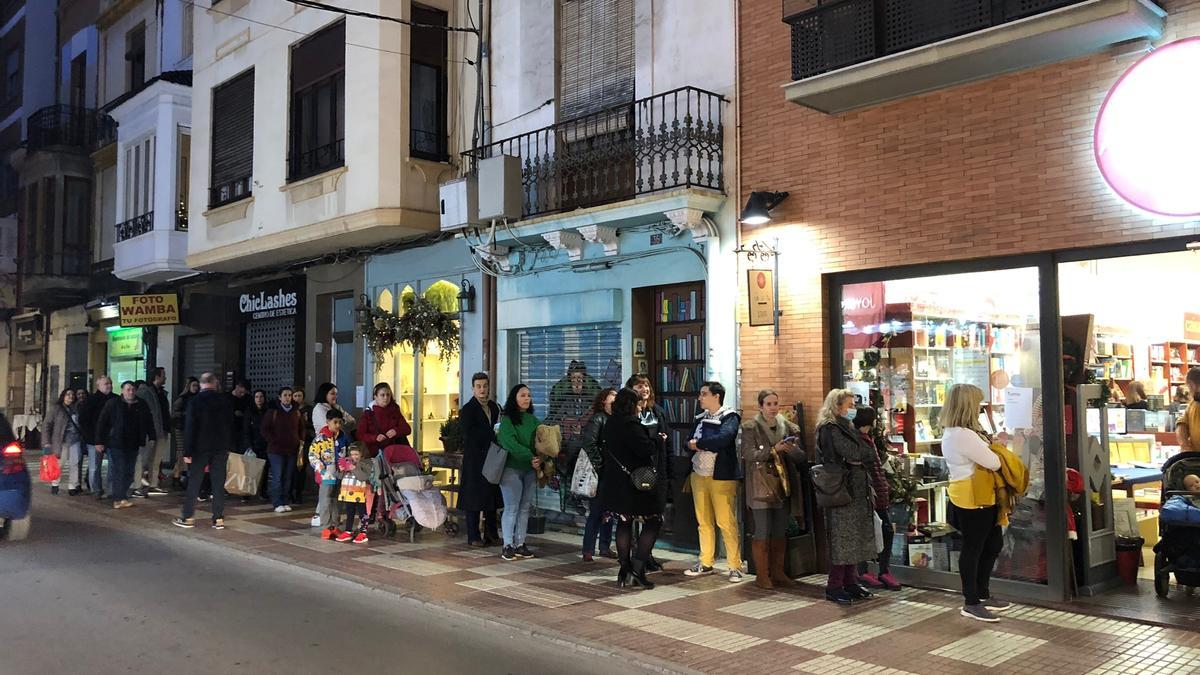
[238,285,300,321]
[119,293,180,327]
[841,282,885,349]
[13,315,43,351]
[108,327,143,358]
[1095,37,1200,217]
[747,270,776,327]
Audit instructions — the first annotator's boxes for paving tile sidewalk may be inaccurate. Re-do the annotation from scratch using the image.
[60,492,1200,674]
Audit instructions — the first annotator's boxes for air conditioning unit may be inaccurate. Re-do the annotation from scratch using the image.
[478,155,523,221]
[439,176,479,232]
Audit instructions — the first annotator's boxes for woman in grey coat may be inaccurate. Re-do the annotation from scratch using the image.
[814,388,878,605]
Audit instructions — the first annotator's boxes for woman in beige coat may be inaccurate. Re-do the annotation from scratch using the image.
[740,389,806,590]
[43,388,84,495]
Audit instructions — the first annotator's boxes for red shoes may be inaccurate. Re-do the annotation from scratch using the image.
[335,530,353,543]
[321,527,340,540]
[352,531,368,544]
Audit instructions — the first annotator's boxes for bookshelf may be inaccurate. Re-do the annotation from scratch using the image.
[1149,341,1200,388]
[653,282,706,459]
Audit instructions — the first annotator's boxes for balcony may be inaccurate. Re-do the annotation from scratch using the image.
[26,105,103,153]
[782,0,1166,114]
[463,86,725,222]
[113,211,193,283]
[19,250,90,309]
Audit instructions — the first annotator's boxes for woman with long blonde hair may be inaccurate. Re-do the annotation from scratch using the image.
[814,388,878,604]
[941,383,1006,623]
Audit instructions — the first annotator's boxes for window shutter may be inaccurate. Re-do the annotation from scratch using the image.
[291,21,345,93]
[210,69,255,190]
[558,0,635,120]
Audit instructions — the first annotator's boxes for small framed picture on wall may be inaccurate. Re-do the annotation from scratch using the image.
[633,338,647,357]
[636,359,648,374]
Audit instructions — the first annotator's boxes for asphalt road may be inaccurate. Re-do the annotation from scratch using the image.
[0,494,636,675]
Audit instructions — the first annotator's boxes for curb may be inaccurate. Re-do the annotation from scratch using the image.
[34,497,705,675]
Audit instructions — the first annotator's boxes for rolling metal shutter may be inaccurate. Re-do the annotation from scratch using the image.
[180,334,217,384]
[558,0,635,119]
[211,70,255,190]
[244,317,296,394]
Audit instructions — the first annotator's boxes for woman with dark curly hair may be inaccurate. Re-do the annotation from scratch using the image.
[602,387,665,589]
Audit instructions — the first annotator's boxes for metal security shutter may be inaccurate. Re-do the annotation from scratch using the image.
[558,0,635,119]
[517,322,623,513]
[244,318,296,394]
[180,334,217,383]
[211,70,255,191]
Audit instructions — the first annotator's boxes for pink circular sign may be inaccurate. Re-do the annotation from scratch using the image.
[1094,38,1200,217]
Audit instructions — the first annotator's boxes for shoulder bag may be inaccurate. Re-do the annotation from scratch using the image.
[811,424,852,508]
[482,441,508,485]
[605,437,657,493]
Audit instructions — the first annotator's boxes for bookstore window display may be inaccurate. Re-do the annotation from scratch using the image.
[840,267,1049,584]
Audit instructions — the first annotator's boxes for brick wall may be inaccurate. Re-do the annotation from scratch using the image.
[736,0,1200,434]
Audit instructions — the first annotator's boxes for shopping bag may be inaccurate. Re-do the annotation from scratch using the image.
[40,454,61,483]
[225,452,266,496]
[482,442,508,485]
[873,511,885,553]
[570,451,598,498]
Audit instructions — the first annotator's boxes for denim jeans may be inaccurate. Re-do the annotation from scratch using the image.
[268,453,296,508]
[51,442,83,489]
[582,493,612,555]
[86,444,108,494]
[498,467,536,547]
[108,447,138,501]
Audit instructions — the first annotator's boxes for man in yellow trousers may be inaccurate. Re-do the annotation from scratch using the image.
[685,381,745,583]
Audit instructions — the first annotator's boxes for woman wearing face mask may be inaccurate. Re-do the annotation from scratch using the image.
[814,388,879,604]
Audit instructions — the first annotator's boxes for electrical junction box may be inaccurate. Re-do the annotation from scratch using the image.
[439,176,479,232]
[478,154,523,221]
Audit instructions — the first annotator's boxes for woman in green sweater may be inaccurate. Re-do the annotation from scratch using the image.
[497,383,543,561]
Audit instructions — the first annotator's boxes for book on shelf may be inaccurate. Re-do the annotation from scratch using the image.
[659,365,704,394]
[661,334,705,361]
[657,290,701,323]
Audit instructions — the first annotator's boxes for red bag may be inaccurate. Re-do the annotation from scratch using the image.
[40,454,62,482]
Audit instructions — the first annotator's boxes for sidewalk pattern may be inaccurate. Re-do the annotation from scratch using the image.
[68,494,1200,674]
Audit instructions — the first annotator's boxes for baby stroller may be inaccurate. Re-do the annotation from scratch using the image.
[1153,451,1200,597]
[374,447,452,542]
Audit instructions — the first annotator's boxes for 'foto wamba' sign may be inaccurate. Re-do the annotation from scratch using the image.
[119,294,180,327]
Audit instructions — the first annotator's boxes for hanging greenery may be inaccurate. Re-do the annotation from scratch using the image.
[359,295,460,362]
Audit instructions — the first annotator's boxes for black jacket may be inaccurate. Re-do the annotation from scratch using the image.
[78,390,117,445]
[458,397,503,512]
[601,414,662,517]
[171,392,194,431]
[184,389,236,457]
[229,393,251,449]
[246,403,269,453]
[96,396,155,450]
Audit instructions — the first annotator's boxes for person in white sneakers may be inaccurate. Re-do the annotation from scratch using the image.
[683,381,745,583]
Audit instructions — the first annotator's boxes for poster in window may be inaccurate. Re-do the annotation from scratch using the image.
[747,270,775,327]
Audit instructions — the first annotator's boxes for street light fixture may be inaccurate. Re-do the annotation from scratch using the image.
[457,279,476,314]
[739,191,790,225]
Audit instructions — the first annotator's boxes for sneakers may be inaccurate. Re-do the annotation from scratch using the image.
[273,505,289,513]
[147,487,168,495]
[352,532,369,544]
[336,530,354,543]
[211,519,226,530]
[879,572,902,590]
[51,486,60,495]
[68,488,82,497]
[859,572,884,588]
[961,603,1000,623]
[130,489,148,499]
[684,563,715,577]
[282,505,293,512]
[982,598,1012,612]
[728,569,746,583]
[514,545,534,559]
[197,493,210,502]
[581,553,594,562]
[310,515,322,528]
[172,517,196,528]
[321,527,338,540]
[113,500,133,509]
[500,546,517,561]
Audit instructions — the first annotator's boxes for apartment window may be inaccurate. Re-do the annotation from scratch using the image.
[176,130,190,229]
[70,53,87,109]
[410,5,448,161]
[124,136,154,220]
[182,2,194,59]
[126,23,146,92]
[4,49,19,102]
[21,182,38,274]
[558,0,635,119]
[288,20,345,182]
[209,69,254,207]
[63,177,90,254]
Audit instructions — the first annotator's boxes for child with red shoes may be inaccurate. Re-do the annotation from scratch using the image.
[310,408,350,540]
[336,443,379,544]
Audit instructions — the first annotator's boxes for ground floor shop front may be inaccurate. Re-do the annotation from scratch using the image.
[805,236,1200,624]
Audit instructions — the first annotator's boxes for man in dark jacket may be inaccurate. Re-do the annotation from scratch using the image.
[173,372,235,529]
[683,381,744,582]
[95,380,156,509]
[261,386,304,512]
[459,372,502,548]
[79,376,117,499]
[133,368,172,496]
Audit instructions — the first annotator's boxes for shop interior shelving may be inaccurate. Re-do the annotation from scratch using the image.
[653,282,706,458]
[1089,334,1135,383]
[1149,341,1200,389]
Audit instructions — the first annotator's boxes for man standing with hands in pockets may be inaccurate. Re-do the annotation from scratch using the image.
[173,373,235,530]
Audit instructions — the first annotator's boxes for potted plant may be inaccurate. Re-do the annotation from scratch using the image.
[439,417,464,453]
[885,455,920,531]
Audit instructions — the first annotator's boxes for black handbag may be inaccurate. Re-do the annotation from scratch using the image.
[810,463,851,507]
[605,448,658,492]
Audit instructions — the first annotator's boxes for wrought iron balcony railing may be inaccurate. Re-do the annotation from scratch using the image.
[92,112,118,151]
[287,139,345,183]
[784,0,1092,81]
[208,176,252,209]
[116,212,153,242]
[462,86,725,220]
[26,105,102,152]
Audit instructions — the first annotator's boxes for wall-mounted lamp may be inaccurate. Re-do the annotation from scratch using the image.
[739,191,790,225]
[458,279,476,314]
[354,293,372,324]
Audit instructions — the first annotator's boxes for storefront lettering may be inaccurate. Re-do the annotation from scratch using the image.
[119,294,181,327]
[239,289,299,320]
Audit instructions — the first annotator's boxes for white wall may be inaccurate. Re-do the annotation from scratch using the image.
[100,1,161,105]
[59,25,100,108]
[22,0,57,117]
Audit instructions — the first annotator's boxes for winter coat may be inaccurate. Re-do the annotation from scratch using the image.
[171,392,194,432]
[96,396,155,451]
[458,397,503,512]
[246,403,269,453]
[861,430,891,510]
[309,426,349,485]
[688,407,742,481]
[312,402,356,435]
[600,413,662,517]
[183,389,236,457]
[230,393,252,450]
[43,402,82,457]
[740,413,805,519]
[78,391,117,445]
[356,402,412,457]
[136,382,169,437]
[261,402,305,456]
[816,417,878,565]
[497,412,540,472]
[639,405,672,511]
[577,410,608,474]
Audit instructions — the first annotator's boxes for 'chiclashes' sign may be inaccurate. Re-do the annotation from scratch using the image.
[239,288,300,321]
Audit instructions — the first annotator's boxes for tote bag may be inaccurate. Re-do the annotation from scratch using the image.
[570,451,598,498]
[482,442,508,485]
[225,452,266,496]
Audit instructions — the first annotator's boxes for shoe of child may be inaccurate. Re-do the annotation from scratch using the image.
[859,572,884,588]
[321,527,337,540]
[352,532,369,544]
[336,530,353,543]
[879,572,902,590]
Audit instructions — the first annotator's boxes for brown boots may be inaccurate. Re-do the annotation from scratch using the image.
[752,539,773,589]
[769,538,795,587]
